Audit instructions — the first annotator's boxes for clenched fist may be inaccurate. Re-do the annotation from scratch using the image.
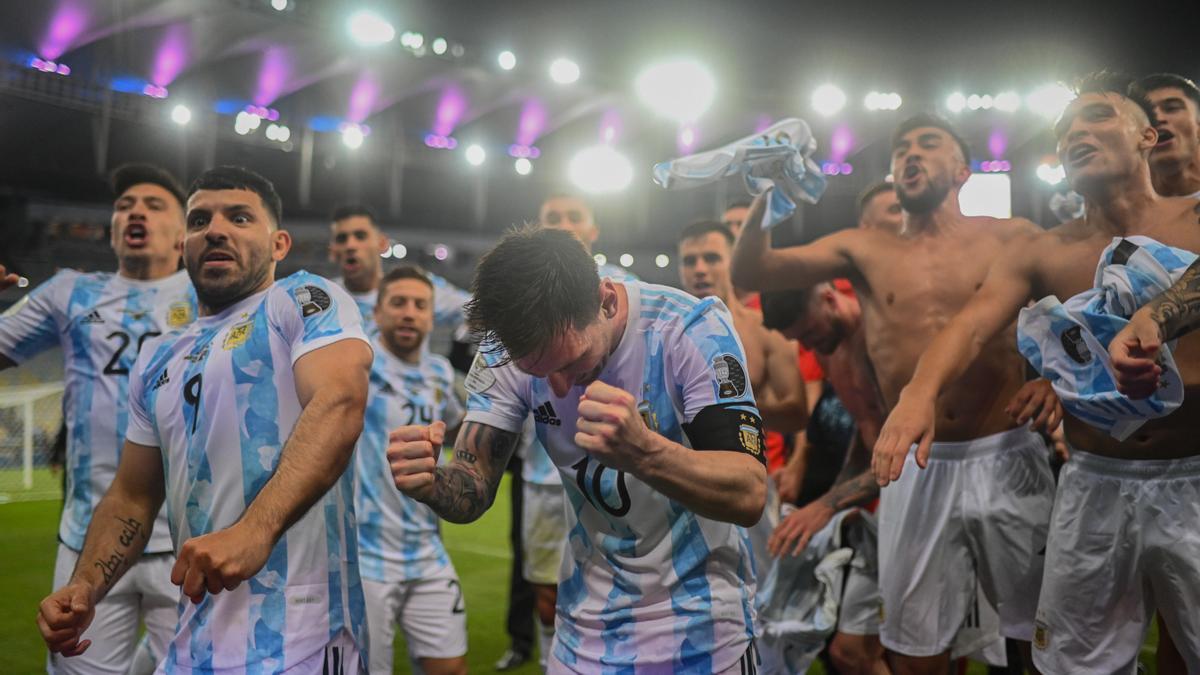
[388,421,446,500]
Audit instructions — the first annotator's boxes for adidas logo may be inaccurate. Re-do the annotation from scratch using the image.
[80,310,104,324]
[378,381,397,395]
[152,369,170,391]
[533,401,561,426]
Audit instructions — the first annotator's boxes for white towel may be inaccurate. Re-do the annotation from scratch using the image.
[652,118,827,229]
[1017,236,1196,440]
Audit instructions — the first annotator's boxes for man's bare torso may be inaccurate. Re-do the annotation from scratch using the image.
[818,327,887,448]
[730,303,769,391]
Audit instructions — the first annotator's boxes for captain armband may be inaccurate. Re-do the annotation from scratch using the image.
[681,403,766,466]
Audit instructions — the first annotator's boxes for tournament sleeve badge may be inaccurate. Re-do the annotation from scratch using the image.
[464,353,496,393]
[294,285,331,317]
[712,354,747,399]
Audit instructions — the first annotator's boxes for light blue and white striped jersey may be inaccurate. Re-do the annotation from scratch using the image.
[0,269,195,554]
[464,281,760,673]
[126,271,368,673]
[354,338,463,583]
[598,263,639,283]
[519,424,562,486]
[334,272,470,336]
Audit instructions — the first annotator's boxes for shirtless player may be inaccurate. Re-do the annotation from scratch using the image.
[732,113,1055,674]
[876,74,1200,674]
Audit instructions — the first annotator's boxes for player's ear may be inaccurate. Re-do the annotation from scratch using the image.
[599,280,618,319]
[377,231,391,255]
[271,229,292,262]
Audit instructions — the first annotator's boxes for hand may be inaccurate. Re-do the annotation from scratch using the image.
[0,264,19,292]
[387,421,445,501]
[872,388,936,486]
[1004,379,1063,433]
[575,381,654,475]
[768,499,835,557]
[171,523,274,604]
[1109,311,1163,399]
[37,582,96,657]
[1048,422,1070,463]
[774,464,803,505]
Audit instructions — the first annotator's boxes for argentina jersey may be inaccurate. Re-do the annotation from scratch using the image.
[0,269,195,554]
[334,271,470,336]
[354,338,463,582]
[125,271,368,672]
[464,281,762,673]
[520,421,563,486]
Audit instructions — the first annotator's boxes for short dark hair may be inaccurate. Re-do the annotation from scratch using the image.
[377,265,434,306]
[188,166,283,226]
[678,220,735,246]
[1072,71,1156,125]
[331,203,378,225]
[110,163,186,209]
[856,181,895,220]
[466,226,601,365]
[724,198,752,211]
[1132,72,1200,118]
[891,113,971,166]
[761,287,825,332]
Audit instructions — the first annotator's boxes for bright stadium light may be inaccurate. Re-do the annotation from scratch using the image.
[994,91,1021,112]
[342,125,365,149]
[392,243,407,259]
[431,37,447,55]
[550,58,580,84]
[635,60,716,122]
[170,104,192,125]
[811,84,846,117]
[1027,83,1075,120]
[593,253,607,266]
[946,92,966,113]
[619,253,634,267]
[655,254,670,268]
[864,91,902,111]
[569,145,633,193]
[465,143,486,166]
[1036,162,1066,186]
[270,0,288,10]
[498,50,516,71]
[347,10,395,46]
[514,157,532,175]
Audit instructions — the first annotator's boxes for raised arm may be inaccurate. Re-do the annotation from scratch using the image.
[1109,257,1200,398]
[172,338,372,603]
[872,236,1038,485]
[576,381,767,527]
[731,191,859,292]
[388,419,520,524]
[755,332,809,434]
[38,441,165,657]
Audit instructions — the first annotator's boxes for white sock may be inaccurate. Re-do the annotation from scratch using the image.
[537,621,554,672]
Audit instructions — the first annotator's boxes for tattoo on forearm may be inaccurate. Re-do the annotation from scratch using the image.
[90,516,146,586]
[1148,259,1200,342]
[820,470,880,511]
[425,423,518,523]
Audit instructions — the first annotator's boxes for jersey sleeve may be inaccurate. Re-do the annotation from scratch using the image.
[462,350,531,433]
[436,358,465,429]
[670,298,767,463]
[271,273,371,365]
[0,269,76,363]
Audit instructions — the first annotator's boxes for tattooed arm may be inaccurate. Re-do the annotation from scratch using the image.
[1110,258,1200,398]
[389,420,520,524]
[37,441,164,656]
[767,432,879,557]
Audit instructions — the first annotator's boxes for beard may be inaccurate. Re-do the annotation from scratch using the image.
[896,174,953,214]
[188,246,273,311]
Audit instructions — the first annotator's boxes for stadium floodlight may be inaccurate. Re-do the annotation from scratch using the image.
[170,104,191,126]
[1027,83,1075,120]
[498,50,516,71]
[655,254,670,268]
[811,84,846,117]
[392,243,407,258]
[514,158,532,175]
[946,92,966,113]
[864,91,902,111]
[994,91,1021,112]
[568,145,633,193]
[619,254,634,267]
[593,253,607,266]
[432,37,447,55]
[342,125,365,149]
[465,143,486,166]
[1036,162,1066,186]
[347,10,395,47]
[270,0,288,10]
[550,58,580,84]
[635,59,715,122]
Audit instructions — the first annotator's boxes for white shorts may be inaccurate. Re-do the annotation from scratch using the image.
[877,427,1054,656]
[1033,450,1200,675]
[49,543,178,675]
[362,564,467,674]
[836,512,880,637]
[522,482,568,586]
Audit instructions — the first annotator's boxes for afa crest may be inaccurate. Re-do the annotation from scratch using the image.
[737,411,763,456]
[167,301,194,328]
[223,316,254,350]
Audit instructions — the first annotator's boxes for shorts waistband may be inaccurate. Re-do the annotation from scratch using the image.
[924,426,1042,461]
[1066,448,1200,479]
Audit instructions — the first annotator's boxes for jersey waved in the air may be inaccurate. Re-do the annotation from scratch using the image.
[0,269,196,554]
[465,280,763,674]
[127,271,368,673]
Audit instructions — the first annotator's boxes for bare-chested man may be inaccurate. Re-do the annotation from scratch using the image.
[876,74,1200,674]
[1136,73,1200,200]
[732,113,1055,675]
